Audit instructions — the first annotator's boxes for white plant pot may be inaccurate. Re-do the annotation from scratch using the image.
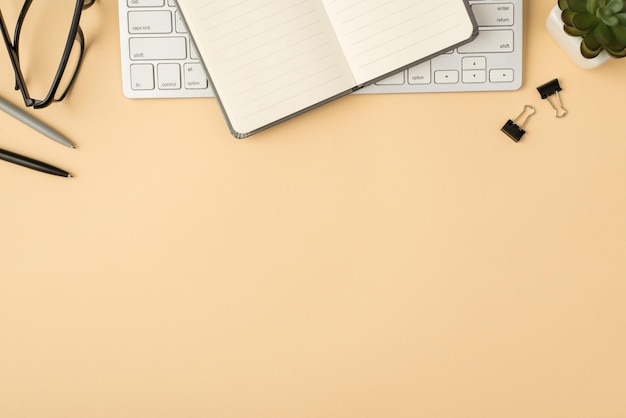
[546,4,611,69]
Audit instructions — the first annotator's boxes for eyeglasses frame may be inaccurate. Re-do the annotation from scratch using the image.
[0,0,95,109]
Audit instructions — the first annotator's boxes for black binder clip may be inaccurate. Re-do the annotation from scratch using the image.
[537,78,568,118]
[501,105,535,142]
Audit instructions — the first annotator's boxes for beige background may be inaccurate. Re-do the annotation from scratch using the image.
[2,1,626,417]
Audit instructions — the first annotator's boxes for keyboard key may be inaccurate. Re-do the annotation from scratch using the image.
[408,62,431,84]
[490,69,515,82]
[129,36,187,60]
[435,70,459,84]
[184,63,209,89]
[128,11,172,34]
[462,56,487,70]
[189,41,200,60]
[128,0,165,7]
[157,63,181,89]
[174,10,187,33]
[457,30,514,53]
[375,72,404,85]
[471,3,515,26]
[463,70,487,83]
[130,64,154,90]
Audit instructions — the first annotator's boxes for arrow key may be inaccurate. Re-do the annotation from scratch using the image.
[462,70,487,83]
[434,70,459,84]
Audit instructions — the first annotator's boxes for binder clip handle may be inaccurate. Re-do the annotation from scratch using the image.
[537,78,568,118]
[501,105,535,142]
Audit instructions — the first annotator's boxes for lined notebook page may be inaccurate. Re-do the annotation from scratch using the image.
[180,0,355,135]
[322,0,475,83]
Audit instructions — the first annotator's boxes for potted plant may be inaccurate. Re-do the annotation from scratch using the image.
[546,0,626,69]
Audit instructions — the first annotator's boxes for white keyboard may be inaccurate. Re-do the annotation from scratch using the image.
[118,0,523,99]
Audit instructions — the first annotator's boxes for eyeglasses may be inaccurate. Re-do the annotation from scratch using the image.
[0,0,96,109]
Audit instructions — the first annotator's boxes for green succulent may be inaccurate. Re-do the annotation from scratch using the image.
[558,0,626,58]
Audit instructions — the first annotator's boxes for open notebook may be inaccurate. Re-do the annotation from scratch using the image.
[176,0,478,138]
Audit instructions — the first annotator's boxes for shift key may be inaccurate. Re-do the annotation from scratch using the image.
[129,37,187,60]
[458,30,514,54]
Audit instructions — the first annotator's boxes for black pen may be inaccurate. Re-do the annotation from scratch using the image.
[0,148,71,177]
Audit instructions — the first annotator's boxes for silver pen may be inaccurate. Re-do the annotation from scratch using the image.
[0,96,75,148]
